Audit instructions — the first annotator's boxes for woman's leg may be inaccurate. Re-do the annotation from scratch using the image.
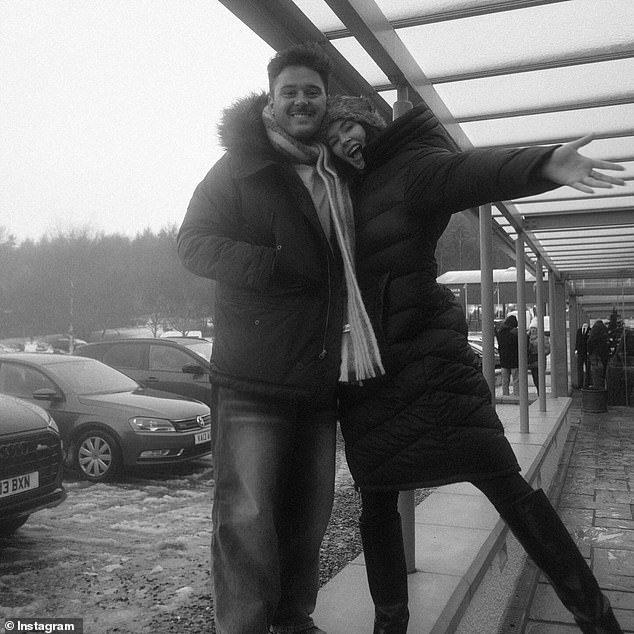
[473,474,622,633]
[530,367,539,393]
[360,490,409,634]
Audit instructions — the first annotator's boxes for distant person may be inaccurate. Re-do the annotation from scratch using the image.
[497,315,520,396]
[177,44,386,634]
[575,323,590,388]
[587,319,610,388]
[527,320,550,394]
[323,95,624,633]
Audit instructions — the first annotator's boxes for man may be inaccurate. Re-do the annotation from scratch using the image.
[575,322,590,388]
[177,44,345,634]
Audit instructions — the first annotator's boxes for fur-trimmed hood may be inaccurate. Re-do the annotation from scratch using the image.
[217,92,273,158]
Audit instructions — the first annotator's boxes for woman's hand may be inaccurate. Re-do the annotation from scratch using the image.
[542,134,626,193]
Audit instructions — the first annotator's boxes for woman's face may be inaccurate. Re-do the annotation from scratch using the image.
[326,119,367,169]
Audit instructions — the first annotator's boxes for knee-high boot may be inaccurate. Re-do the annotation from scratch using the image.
[359,514,409,634]
[502,489,622,633]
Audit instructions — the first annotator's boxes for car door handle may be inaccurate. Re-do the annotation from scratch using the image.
[145,376,159,383]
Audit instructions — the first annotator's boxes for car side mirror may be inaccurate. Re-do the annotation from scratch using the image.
[32,388,63,402]
[182,363,204,376]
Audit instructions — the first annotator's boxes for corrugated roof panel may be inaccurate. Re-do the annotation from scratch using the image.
[460,103,634,147]
[375,0,512,22]
[328,36,390,87]
[293,0,345,31]
[396,0,634,79]
[434,59,634,120]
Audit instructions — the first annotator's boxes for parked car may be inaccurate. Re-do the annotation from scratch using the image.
[75,337,212,405]
[468,335,501,369]
[0,354,212,483]
[41,334,88,354]
[0,393,66,535]
[160,330,203,338]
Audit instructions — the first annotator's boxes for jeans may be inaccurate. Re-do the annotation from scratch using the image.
[501,367,519,395]
[212,387,337,634]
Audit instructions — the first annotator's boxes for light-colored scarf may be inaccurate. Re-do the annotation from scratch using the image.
[262,105,384,384]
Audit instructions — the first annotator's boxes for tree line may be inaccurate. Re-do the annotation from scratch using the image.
[0,225,213,342]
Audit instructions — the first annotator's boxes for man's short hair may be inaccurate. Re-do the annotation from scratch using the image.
[267,43,333,93]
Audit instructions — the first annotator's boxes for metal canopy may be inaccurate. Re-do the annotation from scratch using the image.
[219,0,634,319]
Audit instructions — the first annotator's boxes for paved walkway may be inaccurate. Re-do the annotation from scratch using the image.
[504,389,634,633]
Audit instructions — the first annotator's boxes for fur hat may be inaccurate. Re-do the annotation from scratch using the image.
[321,95,387,135]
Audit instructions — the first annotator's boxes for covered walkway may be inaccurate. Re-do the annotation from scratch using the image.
[314,390,634,633]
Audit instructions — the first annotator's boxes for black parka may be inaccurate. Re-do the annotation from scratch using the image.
[338,104,559,490]
[178,93,346,405]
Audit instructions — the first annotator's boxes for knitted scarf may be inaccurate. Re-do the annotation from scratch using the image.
[262,104,384,383]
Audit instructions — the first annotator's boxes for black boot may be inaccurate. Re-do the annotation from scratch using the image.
[359,513,409,634]
[502,489,622,633]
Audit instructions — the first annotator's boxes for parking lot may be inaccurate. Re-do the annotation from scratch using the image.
[0,429,368,634]
[0,458,214,634]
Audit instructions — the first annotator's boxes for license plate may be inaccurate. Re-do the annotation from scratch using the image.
[194,429,211,445]
[0,471,39,499]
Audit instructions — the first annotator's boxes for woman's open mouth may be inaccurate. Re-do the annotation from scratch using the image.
[346,143,363,161]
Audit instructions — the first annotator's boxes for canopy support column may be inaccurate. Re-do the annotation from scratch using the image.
[535,256,547,411]
[479,204,496,401]
[516,236,529,432]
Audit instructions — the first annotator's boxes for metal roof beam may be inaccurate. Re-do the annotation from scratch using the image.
[326,1,572,37]
[553,260,634,267]
[523,209,634,231]
[455,95,634,123]
[563,265,634,273]
[514,191,634,205]
[483,131,634,149]
[566,269,634,278]
[546,247,634,254]
[534,231,634,240]
[421,50,634,85]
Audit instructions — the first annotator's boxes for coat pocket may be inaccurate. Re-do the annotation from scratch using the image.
[213,292,301,384]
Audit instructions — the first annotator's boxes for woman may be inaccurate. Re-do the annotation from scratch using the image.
[527,319,551,394]
[496,314,520,396]
[323,95,625,633]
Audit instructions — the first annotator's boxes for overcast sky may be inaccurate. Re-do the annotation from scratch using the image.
[1,1,274,243]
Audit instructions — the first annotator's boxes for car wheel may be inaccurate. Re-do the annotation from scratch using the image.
[0,515,29,536]
[74,429,121,482]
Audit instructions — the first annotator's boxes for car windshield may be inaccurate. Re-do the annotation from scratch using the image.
[180,341,212,360]
[50,359,140,395]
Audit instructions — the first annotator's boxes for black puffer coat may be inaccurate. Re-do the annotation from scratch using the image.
[178,93,346,405]
[338,104,558,490]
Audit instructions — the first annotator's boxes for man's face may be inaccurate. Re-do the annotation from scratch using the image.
[268,65,327,141]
